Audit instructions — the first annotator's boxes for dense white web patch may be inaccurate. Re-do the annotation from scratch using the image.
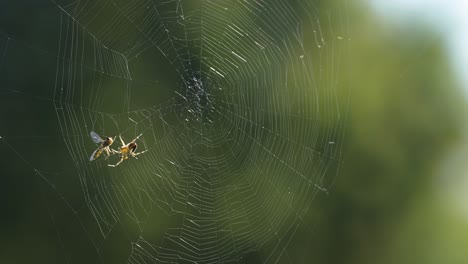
[0,0,348,263]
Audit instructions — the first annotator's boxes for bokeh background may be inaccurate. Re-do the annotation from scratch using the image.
[0,0,467,263]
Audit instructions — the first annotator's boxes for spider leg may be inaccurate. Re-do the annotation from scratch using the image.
[104,147,111,160]
[131,150,148,159]
[111,148,120,154]
[130,133,143,143]
[108,156,124,167]
[135,150,148,156]
[119,135,125,146]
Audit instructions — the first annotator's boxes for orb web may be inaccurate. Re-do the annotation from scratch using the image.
[0,0,348,263]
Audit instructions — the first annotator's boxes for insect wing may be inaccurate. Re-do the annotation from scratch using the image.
[90,131,104,143]
[89,147,103,161]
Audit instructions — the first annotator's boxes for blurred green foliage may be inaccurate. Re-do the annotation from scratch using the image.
[293,2,467,264]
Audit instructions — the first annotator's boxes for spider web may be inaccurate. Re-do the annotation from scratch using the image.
[0,0,348,263]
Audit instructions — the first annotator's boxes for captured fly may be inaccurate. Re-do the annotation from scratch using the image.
[89,131,114,161]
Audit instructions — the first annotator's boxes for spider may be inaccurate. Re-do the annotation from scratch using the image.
[108,133,148,167]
